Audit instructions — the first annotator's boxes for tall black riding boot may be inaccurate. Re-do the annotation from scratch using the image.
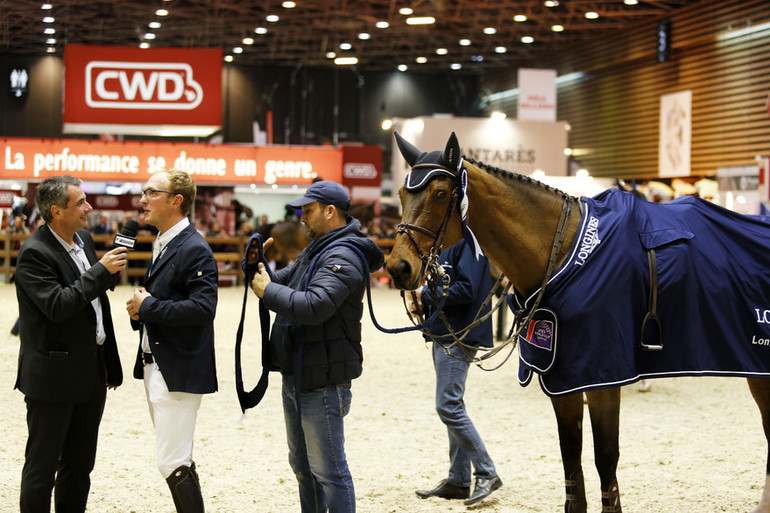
[166,462,205,513]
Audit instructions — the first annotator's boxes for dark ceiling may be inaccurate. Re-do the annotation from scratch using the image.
[1,0,704,72]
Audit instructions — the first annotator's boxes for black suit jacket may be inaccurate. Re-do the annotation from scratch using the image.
[132,223,218,394]
[14,225,122,403]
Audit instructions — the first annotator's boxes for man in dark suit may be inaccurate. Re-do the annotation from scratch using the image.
[125,169,218,513]
[14,175,127,513]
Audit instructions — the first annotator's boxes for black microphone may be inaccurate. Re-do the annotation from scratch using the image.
[111,219,139,250]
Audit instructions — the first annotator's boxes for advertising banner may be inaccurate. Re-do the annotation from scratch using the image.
[341,145,382,187]
[659,90,692,177]
[517,68,557,122]
[63,45,222,137]
[1,137,343,185]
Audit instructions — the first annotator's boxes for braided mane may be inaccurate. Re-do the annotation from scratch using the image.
[463,156,578,202]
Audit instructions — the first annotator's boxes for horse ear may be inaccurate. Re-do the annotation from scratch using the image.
[443,132,461,171]
[394,131,422,167]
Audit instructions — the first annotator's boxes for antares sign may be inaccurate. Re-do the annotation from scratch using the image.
[63,45,222,137]
[1,138,343,185]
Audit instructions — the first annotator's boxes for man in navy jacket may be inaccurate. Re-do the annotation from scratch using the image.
[126,169,218,513]
[249,180,384,513]
[412,239,503,506]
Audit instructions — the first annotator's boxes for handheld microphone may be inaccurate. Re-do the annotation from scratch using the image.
[111,219,139,250]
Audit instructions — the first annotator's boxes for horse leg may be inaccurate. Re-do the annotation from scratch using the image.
[586,387,622,513]
[551,393,588,513]
[748,378,770,513]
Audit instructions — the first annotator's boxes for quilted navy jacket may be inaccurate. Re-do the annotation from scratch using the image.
[263,218,384,391]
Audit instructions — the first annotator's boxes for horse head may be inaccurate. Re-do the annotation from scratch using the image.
[386,131,465,290]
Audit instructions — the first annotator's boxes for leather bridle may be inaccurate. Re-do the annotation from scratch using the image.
[396,163,461,285]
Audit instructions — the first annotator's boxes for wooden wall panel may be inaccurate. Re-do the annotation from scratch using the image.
[481,0,770,180]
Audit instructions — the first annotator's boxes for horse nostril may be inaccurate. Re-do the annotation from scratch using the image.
[396,260,411,280]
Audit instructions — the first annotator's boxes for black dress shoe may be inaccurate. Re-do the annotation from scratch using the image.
[464,476,503,505]
[415,479,470,500]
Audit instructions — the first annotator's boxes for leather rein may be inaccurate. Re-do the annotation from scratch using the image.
[398,162,574,370]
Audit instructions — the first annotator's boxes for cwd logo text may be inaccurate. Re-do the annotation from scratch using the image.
[85,61,203,110]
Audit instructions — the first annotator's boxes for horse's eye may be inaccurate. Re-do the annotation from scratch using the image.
[435,190,447,201]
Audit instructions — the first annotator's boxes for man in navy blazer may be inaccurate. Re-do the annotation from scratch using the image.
[126,169,218,513]
[15,175,128,513]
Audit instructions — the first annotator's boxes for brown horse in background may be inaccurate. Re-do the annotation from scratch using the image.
[263,202,377,269]
[384,131,770,513]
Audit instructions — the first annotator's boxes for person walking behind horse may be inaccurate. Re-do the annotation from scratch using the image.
[247,180,384,512]
[410,238,503,506]
[125,169,218,513]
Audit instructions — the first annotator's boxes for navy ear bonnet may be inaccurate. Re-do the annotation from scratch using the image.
[394,131,462,193]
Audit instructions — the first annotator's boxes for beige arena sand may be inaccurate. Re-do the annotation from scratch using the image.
[0,284,766,512]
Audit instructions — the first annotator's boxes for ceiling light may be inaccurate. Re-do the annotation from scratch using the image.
[495,46,507,53]
[326,52,336,58]
[381,119,393,130]
[416,56,427,63]
[436,48,448,55]
[521,36,534,44]
[155,9,169,16]
[358,32,370,40]
[459,38,471,46]
[224,55,233,62]
[376,21,389,29]
[339,42,352,50]
[450,63,462,70]
[144,33,156,39]
[514,14,527,22]
[551,24,564,32]
[43,27,55,34]
[483,27,496,35]
[243,37,254,45]
[585,11,599,19]
[266,14,279,22]
[140,42,150,49]
[233,47,243,54]
[334,57,358,65]
[398,64,408,72]
[471,55,484,62]
[42,16,54,23]
[282,1,296,7]
[41,4,53,9]
[46,38,56,44]
[406,17,435,25]
[624,0,638,4]
[545,1,559,7]
[255,27,268,34]
[149,21,161,29]
[46,47,55,53]
[399,7,413,15]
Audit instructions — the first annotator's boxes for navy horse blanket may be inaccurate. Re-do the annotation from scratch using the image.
[513,188,770,397]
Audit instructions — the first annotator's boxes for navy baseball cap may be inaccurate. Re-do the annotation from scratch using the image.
[288,180,351,211]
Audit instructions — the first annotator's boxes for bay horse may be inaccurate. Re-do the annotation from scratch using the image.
[385,131,770,513]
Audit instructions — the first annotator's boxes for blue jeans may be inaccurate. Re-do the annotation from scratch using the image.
[433,343,496,487]
[282,375,355,513]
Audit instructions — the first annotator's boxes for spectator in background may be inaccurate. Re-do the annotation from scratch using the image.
[92,213,111,235]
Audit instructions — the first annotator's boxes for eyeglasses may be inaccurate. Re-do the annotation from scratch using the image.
[141,188,177,199]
